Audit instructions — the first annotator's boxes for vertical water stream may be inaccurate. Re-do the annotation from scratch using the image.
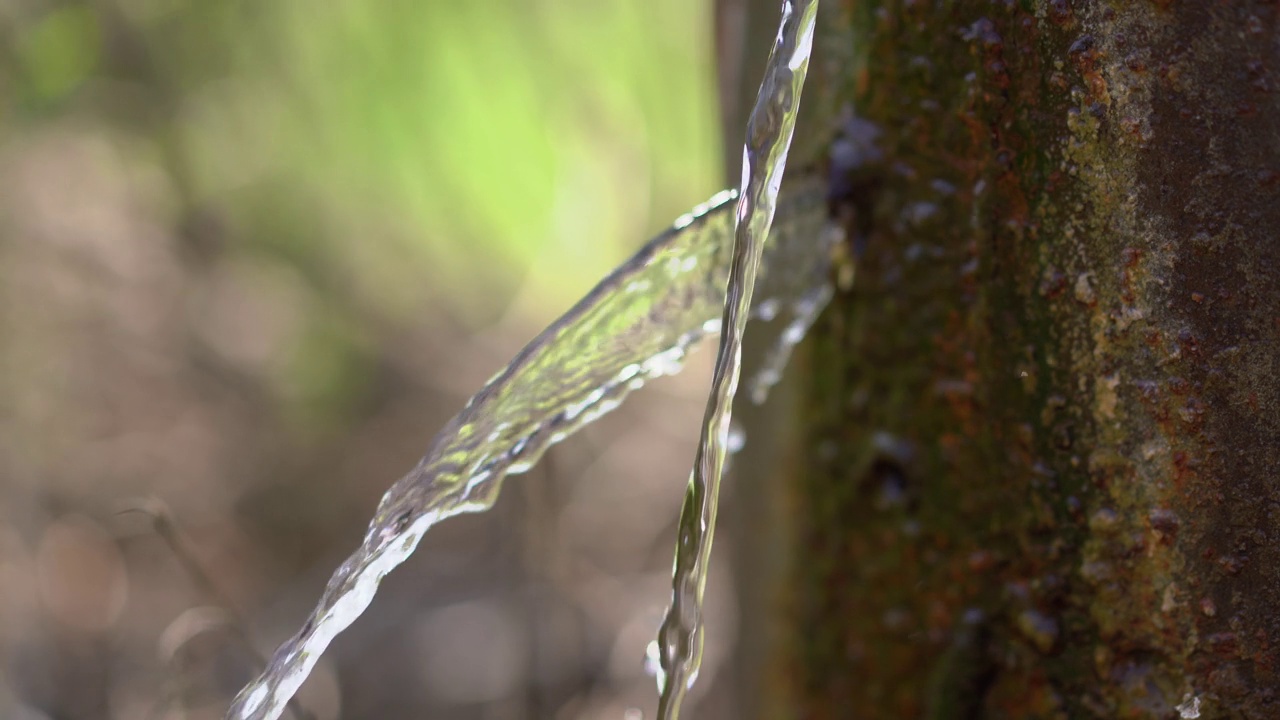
[653,1,818,718]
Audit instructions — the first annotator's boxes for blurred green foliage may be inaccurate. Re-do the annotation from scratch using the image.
[15,5,100,99]
[0,7,732,716]
[2,0,721,427]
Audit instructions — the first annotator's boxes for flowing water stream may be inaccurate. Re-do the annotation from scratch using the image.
[225,187,831,720]
[653,2,818,717]
[227,2,822,717]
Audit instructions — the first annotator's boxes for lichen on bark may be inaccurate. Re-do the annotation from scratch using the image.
[775,1,1280,718]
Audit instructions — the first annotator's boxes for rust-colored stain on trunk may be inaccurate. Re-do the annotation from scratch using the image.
[778,1,1280,718]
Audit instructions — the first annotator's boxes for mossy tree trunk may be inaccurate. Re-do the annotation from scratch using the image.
[760,2,1280,718]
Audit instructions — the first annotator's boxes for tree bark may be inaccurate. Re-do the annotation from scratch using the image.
[773,2,1280,718]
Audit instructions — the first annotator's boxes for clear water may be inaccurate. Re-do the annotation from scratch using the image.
[225,177,832,718]
[652,2,819,718]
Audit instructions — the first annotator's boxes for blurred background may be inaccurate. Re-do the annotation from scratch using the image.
[0,0,788,718]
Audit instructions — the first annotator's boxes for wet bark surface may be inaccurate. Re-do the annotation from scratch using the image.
[779,1,1280,718]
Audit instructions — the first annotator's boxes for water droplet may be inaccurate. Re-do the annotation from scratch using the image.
[644,639,665,691]
[902,201,940,228]
[929,178,957,196]
[961,18,1003,49]
[727,425,746,454]
[1177,693,1202,719]
[747,284,833,405]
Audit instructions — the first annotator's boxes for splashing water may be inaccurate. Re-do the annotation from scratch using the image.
[1177,693,1203,719]
[654,2,819,718]
[226,3,828,717]
[225,174,833,719]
